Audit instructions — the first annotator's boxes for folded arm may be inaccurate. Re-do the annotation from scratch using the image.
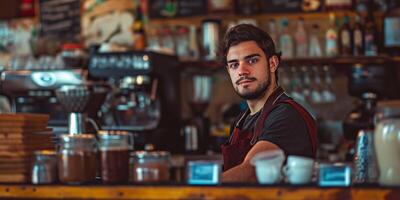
[222,140,281,183]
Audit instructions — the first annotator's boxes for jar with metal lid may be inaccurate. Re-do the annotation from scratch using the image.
[374,100,400,186]
[31,150,58,184]
[130,151,170,183]
[98,130,133,184]
[61,43,86,68]
[58,134,98,184]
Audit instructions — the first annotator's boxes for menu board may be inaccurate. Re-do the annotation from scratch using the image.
[178,0,207,17]
[39,0,81,39]
[261,0,302,13]
[149,0,207,18]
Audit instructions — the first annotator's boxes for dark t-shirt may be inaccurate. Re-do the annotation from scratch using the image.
[235,94,313,158]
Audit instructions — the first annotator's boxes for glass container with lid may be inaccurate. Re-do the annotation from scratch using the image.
[130,151,170,183]
[31,150,58,184]
[58,134,98,184]
[98,130,133,184]
[374,100,400,186]
[61,43,86,68]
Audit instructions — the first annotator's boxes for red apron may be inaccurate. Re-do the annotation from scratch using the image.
[221,89,318,171]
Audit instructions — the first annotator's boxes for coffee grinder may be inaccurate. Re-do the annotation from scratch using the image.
[88,51,182,152]
[55,84,109,135]
[183,73,212,154]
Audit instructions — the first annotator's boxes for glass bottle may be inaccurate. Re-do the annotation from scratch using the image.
[133,4,146,50]
[160,26,176,54]
[175,26,190,60]
[339,15,353,56]
[326,13,339,57]
[311,66,322,104]
[279,18,294,59]
[294,18,308,58]
[268,19,280,52]
[301,66,311,101]
[321,65,336,103]
[188,25,200,60]
[309,24,323,57]
[353,15,365,56]
[364,10,378,56]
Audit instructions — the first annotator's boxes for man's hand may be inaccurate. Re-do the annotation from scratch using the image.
[222,140,281,183]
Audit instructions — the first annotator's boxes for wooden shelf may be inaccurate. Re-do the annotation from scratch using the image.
[148,10,359,27]
[179,56,400,71]
[283,56,398,66]
[0,184,398,200]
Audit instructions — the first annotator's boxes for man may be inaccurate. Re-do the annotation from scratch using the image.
[220,24,317,183]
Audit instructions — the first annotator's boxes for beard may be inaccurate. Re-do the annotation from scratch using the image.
[235,75,271,100]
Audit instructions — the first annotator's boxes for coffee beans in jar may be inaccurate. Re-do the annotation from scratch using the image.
[98,130,132,184]
[130,151,170,183]
[58,134,98,184]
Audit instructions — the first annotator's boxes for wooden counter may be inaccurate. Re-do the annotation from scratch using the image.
[0,184,399,200]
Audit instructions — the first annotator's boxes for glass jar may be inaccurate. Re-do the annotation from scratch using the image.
[31,150,58,184]
[61,43,86,68]
[374,100,400,186]
[98,130,132,184]
[130,151,170,183]
[58,134,97,184]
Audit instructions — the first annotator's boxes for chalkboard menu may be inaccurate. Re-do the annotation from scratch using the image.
[260,0,322,13]
[39,0,81,39]
[149,0,207,18]
[261,0,303,13]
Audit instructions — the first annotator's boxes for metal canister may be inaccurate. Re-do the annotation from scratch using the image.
[202,19,220,61]
[353,129,379,183]
[130,151,171,183]
[31,150,58,184]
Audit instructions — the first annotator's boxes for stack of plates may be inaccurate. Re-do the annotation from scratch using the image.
[0,113,54,183]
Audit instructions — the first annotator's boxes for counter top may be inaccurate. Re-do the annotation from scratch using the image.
[0,184,399,200]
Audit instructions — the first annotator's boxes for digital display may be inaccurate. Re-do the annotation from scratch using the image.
[187,161,221,185]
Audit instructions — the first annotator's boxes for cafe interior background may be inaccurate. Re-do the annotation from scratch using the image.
[0,0,399,184]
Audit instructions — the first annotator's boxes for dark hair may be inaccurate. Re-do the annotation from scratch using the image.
[219,24,281,82]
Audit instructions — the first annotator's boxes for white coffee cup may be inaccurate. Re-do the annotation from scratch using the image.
[250,149,285,184]
[284,155,314,184]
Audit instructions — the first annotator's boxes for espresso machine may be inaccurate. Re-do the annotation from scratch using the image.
[343,63,397,160]
[0,69,87,133]
[88,50,182,152]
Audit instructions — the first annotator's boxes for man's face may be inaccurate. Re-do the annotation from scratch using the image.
[226,41,272,100]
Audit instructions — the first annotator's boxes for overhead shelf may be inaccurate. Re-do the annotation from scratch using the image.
[179,56,400,71]
[148,10,359,26]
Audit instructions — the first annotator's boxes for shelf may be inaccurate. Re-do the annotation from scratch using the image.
[0,184,397,200]
[283,56,398,66]
[148,10,380,27]
[179,56,400,71]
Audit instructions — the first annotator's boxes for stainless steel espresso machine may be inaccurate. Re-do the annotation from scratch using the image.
[88,51,182,152]
[0,69,87,133]
[1,69,109,135]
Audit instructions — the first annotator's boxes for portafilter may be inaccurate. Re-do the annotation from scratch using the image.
[55,84,109,135]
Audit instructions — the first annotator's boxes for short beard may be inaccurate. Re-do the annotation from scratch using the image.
[236,77,270,100]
